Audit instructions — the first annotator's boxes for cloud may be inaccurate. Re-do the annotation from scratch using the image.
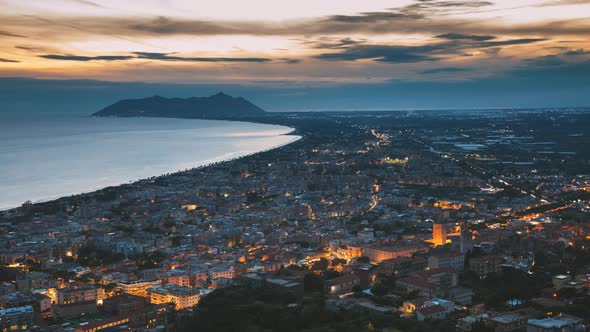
[133,52,271,62]
[0,30,26,38]
[38,52,272,63]
[563,48,590,56]
[125,16,267,36]
[322,11,422,24]
[524,48,590,66]
[0,0,586,87]
[1,9,589,42]
[299,37,366,50]
[315,44,440,63]
[299,0,494,26]
[0,58,19,63]
[435,33,495,41]
[280,58,301,64]
[15,46,36,51]
[399,0,494,16]
[536,0,590,6]
[0,1,497,43]
[420,67,471,74]
[478,38,547,47]
[69,0,104,7]
[15,45,53,52]
[125,16,590,38]
[39,54,135,61]
[524,54,567,66]
[314,38,546,63]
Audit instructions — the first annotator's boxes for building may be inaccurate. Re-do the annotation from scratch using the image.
[457,314,490,332]
[102,294,147,317]
[101,294,166,329]
[469,255,502,277]
[354,264,378,288]
[354,299,394,315]
[165,270,190,287]
[361,243,427,263]
[357,228,375,242]
[551,275,570,290]
[527,315,585,332]
[56,285,98,305]
[208,264,235,279]
[0,306,33,331]
[428,252,464,272]
[399,297,428,317]
[52,285,99,319]
[415,298,455,320]
[325,274,360,295]
[74,316,130,332]
[147,284,201,310]
[117,279,161,297]
[0,253,26,265]
[53,301,97,319]
[16,273,53,291]
[380,255,427,277]
[32,293,52,319]
[0,292,36,309]
[396,277,440,298]
[189,267,208,286]
[210,277,234,289]
[396,267,458,297]
[0,283,15,297]
[138,269,162,281]
[433,223,447,246]
[424,298,454,311]
[484,312,528,332]
[237,273,303,299]
[416,305,448,321]
[447,286,474,305]
[459,222,473,254]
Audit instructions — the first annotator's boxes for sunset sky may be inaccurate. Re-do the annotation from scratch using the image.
[1,0,589,110]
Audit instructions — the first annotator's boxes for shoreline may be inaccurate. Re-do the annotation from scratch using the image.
[0,120,301,212]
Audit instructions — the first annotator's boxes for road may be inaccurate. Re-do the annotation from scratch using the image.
[409,136,552,203]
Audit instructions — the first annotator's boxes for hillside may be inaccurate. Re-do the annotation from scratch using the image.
[93,92,265,118]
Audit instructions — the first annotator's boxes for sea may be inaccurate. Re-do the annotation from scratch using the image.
[0,114,300,210]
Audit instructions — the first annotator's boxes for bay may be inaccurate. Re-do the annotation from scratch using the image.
[0,115,300,210]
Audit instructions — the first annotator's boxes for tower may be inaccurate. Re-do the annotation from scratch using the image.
[433,223,447,246]
[459,221,473,254]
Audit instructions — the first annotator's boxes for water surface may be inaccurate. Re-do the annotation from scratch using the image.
[0,115,299,210]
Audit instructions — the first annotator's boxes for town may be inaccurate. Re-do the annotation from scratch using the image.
[1,109,590,332]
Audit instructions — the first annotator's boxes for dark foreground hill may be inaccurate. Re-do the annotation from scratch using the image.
[93,92,265,119]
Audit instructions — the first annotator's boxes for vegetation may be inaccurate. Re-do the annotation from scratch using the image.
[135,251,167,270]
[76,243,125,267]
[177,285,460,332]
[461,269,550,308]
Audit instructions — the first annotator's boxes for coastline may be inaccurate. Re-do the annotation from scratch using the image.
[0,119,301,212]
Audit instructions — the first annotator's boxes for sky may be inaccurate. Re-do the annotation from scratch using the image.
[0,0,589,111]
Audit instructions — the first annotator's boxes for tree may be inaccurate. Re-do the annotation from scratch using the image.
[357,256,371,263]
[177,285,387,332]
[136,251,167,270]
[470,320,495,332]
[172,236,182,247]
[371,283,388,297]
[323,269,341,280]
[311,258,329,271]
[331,258,347,267]
[167,304,177,328]
[303,273,323,293]
[76,243,125,267]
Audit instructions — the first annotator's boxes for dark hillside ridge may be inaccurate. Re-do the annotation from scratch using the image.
[93,92,265,118]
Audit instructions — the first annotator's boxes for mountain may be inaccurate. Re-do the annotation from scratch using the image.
[92,92,265,118]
